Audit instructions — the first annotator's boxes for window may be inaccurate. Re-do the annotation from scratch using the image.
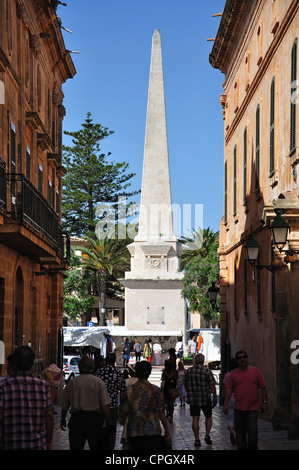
[244,258,248,315]
[270,77,275,175]
[26,147,30,180]
[0,157,6,209]
[56,189,59,214]
[38,164,43,193]
[224,161,227,224]
[255,105,260,189]
[48,180,52,205]
[233,145,237,216]
[10,123,16,215]
[290,38,297,155]
[243,127,247,205]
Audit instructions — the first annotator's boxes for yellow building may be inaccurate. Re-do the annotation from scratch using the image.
[0,0,75,372]
[210,0,299,437]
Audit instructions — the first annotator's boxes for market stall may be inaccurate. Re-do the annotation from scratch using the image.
[63,327,112,358]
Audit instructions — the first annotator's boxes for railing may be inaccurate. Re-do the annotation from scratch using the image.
[4,173,70,261]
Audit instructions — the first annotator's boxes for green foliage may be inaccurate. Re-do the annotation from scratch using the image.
[181,228,220,322]
[78,235,131,325]
[63,250,95,321]
[62,112,140,237]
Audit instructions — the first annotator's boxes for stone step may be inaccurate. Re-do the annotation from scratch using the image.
[148,368,162,385]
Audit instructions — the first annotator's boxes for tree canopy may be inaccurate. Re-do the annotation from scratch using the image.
[181,227,220,322]
[62,112,140,237]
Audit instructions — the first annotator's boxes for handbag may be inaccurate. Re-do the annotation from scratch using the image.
[169,386,179,399]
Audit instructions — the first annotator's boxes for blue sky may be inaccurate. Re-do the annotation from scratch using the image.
[59,0,225,238]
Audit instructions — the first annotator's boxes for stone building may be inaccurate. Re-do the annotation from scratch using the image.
[210,0,299,437]
[0,0,75,372]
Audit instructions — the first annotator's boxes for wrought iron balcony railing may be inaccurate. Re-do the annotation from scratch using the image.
[3,173,69,261]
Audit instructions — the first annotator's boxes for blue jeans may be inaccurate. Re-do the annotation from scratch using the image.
[234,410,259,450]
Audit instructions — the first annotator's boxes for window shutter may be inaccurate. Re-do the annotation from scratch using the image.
[270,77,275,175]
[243,127,247,205]
[10,123,16,215]
[290,39,297,154]
[224,160,227,225]
[26,147,30,180]
[255,105,260,189]
[38,164,43,194]
[233,145,237,216]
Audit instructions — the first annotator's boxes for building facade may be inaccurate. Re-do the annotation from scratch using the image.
[210,0,299,437]
[0,0,75,372]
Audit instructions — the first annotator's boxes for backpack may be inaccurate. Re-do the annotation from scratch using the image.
[123,342,131,355]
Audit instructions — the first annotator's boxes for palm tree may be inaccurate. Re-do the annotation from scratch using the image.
[180,227,219,268]
[78,235,130,325]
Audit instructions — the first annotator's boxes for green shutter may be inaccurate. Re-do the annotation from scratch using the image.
[26,147,30,180]
[224,161,227,224]
[270,77,275,176]
[38,164,43,193]
[255,105,260,189]
[10,123,16,216]
[233,145,237,216]
[243,126,247,205]
[290,39,297,154]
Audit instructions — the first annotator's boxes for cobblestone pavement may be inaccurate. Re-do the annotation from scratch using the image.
[52,399,299,451]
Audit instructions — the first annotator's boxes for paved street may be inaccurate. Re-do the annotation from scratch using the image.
[52,397,299,452]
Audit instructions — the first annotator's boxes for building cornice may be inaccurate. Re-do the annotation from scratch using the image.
[209,0,256,73]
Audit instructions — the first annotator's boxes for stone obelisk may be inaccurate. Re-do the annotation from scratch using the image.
[122,29,186,334]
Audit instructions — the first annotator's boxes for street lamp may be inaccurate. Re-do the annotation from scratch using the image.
[269,210,290,252]
[245,233,274,275]
[208,282,219,310]
[245,233,260,266]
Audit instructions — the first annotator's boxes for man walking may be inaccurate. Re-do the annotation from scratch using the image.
[122,337,131,367]
[60,355,111,450]
[0,346,54,450]
[95,352,126,450]
[223,350,267,450]
[153,341,162,365]
[184,353,217,447]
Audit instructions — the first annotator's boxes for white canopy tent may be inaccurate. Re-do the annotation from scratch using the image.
[106,326,183,350]
[63,327,110,351]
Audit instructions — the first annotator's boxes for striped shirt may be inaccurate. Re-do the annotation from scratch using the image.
[0,372,53,450]
[184,364,215,407]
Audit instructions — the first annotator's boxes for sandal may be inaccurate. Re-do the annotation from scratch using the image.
[204,435,212,446]
[194,439,201,447]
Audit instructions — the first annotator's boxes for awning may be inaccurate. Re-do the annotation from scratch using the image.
[107,326,182,338]
[63,327,110,350]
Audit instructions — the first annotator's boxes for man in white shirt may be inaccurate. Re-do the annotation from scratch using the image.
[152,342,162,365]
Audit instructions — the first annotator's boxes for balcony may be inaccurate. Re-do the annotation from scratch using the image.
[0,173,70,270]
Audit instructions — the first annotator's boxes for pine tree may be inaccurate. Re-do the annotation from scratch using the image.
[62,112,140,237]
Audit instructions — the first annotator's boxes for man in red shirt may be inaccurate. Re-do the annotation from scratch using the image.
[223,350,267,450]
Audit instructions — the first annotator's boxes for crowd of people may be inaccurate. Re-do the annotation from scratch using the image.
[0,342,267,451]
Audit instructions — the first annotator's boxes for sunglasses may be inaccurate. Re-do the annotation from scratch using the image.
[237,355,247,360]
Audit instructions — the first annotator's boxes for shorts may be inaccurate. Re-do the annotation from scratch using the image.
[190,399,212,418]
